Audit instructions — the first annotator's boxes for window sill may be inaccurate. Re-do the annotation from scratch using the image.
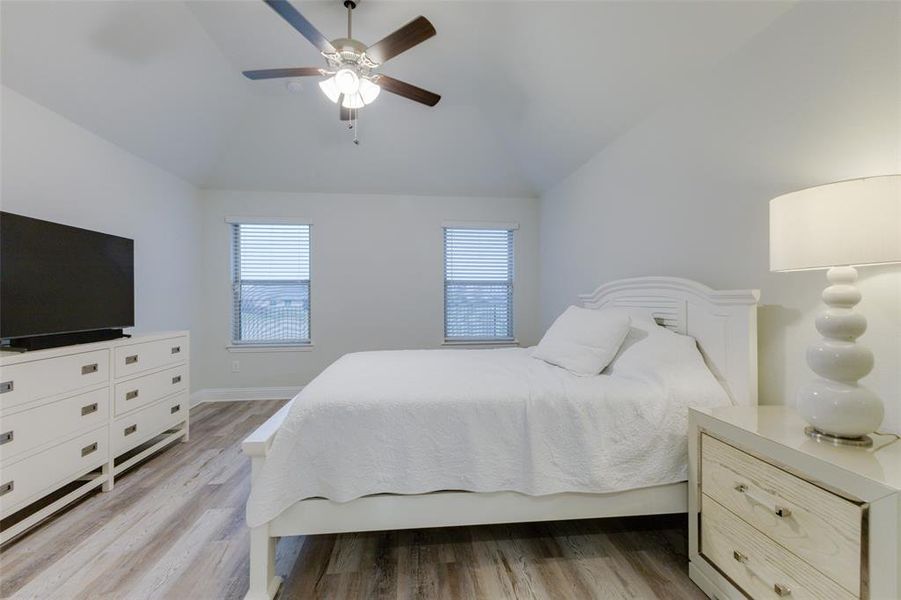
[227,343,314,353]
[442,339,520,348]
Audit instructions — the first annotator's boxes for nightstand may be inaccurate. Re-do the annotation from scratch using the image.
[688,406,901,600]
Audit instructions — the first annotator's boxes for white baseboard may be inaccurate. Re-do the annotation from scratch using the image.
[191,386,302,407]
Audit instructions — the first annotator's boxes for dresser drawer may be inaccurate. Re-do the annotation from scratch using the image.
[112,392,186,455]
[0,349,109,411]
[0,426,108,517]
[701,434,862,594]
[701,495,856,600]
[0,388,109,463]
[114,365,187,416]
[114,336,187,378]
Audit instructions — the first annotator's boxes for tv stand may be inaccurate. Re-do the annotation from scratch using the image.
[4,329,128,352]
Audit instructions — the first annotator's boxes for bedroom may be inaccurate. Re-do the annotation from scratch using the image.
[0,0,899,599]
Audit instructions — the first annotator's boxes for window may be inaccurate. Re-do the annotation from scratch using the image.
[231,222,311,345]
[444,226,515,341]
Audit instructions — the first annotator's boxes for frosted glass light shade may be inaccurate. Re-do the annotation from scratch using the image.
[341,92,364,109]
[318,77,340,103]
[359,79,381,104]
[769,175,901,272]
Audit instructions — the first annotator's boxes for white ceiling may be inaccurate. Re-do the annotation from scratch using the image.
[1,1,793,197]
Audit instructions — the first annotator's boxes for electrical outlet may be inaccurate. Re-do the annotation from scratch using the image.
[231,360,240,373]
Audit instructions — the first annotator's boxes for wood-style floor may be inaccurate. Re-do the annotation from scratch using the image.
[0,400,705,599]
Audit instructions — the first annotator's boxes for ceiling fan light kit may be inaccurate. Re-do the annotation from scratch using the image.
[243,0,440,143]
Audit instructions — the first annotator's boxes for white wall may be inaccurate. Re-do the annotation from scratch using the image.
[539,3,901,432]
[194,190,541,391]
[1,86,201,336]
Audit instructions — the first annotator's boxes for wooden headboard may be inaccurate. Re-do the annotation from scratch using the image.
[580,277,760,406]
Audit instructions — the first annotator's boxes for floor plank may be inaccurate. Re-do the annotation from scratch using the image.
[0,401,705,599]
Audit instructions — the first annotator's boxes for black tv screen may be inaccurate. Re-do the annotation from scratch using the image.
[0,212,134,340]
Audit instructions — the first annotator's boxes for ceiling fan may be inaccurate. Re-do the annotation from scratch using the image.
[243,0,440,131]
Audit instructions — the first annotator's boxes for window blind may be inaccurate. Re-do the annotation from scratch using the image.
[444,227,514,340]
[232,223,311,344]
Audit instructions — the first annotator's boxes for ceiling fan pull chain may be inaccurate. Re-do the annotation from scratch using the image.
[353,111,360,145]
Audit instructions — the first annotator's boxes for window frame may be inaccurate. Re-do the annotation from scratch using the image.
[227,217,313,349]
[442,222,518,345]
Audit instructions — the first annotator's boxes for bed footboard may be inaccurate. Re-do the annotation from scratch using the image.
[243,400,292,600]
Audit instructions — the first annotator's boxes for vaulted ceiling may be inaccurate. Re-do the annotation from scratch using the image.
[1,1,793,197]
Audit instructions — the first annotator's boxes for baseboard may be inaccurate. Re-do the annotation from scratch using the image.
[191,386,302,407]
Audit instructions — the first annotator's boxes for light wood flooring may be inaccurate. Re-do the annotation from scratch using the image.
[1,400,705,599]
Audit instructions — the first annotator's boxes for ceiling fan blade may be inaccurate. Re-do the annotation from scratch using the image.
[242,67,324,80]
[339,97,352,121]
[364,16,436,65]
[263,0,336,55]
[376,75,441,107]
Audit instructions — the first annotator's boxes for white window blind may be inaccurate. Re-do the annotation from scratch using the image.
[444,227,514,340]
[232,223,311,344]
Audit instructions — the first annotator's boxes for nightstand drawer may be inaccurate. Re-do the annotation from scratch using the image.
[701,495,856,600]
[701,434,862,594]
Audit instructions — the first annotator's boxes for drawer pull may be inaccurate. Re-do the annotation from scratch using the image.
[125,390,139,401]
[0,431,13,445]
[171,404,181,414]
[0,381,13,394]
[81,363,99,375]
[0,481,13,496]
[171,346,181,354]
[125,355,139,365]
[124,424,137,436]
[172,375,182,384]
[734,483,792,518]
[81,442,98,457]
[81,403,99,416]
[733,549,792,597]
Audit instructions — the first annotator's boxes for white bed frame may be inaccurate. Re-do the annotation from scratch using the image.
[241,276,760,599]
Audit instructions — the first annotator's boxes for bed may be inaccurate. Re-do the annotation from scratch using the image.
[241,276,759,600]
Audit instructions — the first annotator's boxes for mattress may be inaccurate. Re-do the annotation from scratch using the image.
[245,319,731,527]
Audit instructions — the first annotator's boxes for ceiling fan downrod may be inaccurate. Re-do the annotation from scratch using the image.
[344,0,356,39]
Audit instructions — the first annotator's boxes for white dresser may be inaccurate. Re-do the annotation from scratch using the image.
[689,406,901,600]
[0,331,189,544]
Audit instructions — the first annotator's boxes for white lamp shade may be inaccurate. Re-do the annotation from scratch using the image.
[769,175,901,272]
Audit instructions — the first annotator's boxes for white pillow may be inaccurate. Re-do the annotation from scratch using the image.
[532,306,631,376]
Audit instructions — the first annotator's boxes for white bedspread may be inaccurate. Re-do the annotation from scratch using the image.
[245,321,731,527]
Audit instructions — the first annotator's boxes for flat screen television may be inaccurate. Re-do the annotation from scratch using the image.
[1,212,134,349]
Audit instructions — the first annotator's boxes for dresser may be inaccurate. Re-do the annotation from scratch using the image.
[0,332,190,544]
[689,406,901,600]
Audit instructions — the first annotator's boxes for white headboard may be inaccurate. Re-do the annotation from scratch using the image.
[580,277,760,406]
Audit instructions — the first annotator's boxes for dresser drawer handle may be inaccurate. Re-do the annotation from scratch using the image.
[81,403,99,416]
[125,390,139,401]
[0,431,13,445]
[734,483,792,518]
[171,346,181,354]
[733,550,791,596]
[81,363,99,375]
[124,424,137,436]
[125,355,139,365]
[0,381,13,394]
[0,481,13,496]
[171,404,181,414]
[172,375,182,384]
[81,442,98,457]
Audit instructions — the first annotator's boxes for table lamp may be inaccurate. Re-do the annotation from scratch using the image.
[769,174,901,446]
